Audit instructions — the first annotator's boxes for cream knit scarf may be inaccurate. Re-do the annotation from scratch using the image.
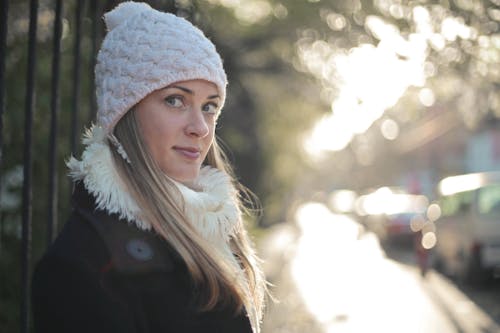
[67,125,259,333]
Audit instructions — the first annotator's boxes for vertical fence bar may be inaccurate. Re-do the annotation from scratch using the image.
[21,0,38,332]
[0,0,8,255]
[71,0,83,154]
[88,0,97,124]
[0,0,7,171]
[48,0,63,245]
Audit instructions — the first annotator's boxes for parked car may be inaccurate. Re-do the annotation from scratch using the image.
[354,186,428,245]
[384,212,421,245]
[433,171,500,283]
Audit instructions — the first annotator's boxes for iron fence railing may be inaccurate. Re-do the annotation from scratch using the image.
[21,2,38,333]
[1,0,109,331]
[1,2,185,331]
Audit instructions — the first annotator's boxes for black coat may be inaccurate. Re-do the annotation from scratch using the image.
[32,183,253,333]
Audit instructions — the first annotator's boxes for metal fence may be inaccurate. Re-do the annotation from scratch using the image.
[1,2,104,331]
[0,0,188,333]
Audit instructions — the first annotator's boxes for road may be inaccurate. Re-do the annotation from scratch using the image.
[259,202,500,333]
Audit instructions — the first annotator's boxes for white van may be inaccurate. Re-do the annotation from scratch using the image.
[433,171,500,283]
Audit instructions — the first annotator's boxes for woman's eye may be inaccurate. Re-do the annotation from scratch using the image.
[202,103,218,114]
[164,96,184,108]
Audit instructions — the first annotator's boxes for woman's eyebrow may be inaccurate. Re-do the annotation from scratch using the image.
[166,85,220,100]
[170,85,193,94]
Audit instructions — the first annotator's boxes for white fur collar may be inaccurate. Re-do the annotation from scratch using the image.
[67,126,148,228]
[66,125,242,241]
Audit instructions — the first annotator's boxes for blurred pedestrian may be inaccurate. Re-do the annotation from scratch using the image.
[31,2,266,332]
[414,231,429,277]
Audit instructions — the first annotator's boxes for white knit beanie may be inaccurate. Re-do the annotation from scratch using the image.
[95,1,228,133]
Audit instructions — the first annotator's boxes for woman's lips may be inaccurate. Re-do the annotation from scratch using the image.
[174,146,201,159]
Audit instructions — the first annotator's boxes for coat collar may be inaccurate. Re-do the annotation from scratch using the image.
[71,182,177,274]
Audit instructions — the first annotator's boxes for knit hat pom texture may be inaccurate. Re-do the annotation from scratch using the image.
[104,1,152,31]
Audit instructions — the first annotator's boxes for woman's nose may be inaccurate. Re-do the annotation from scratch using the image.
[185,108,210,138]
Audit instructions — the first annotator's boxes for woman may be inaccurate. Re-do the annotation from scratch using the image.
[31,2,266,333]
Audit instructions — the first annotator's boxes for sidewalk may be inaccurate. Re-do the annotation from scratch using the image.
[259,223,324,333]
[257,214,460,333]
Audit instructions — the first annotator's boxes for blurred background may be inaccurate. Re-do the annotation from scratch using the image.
[1,0,500,332]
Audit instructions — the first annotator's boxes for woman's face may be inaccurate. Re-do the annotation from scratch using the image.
[135,79,220,184]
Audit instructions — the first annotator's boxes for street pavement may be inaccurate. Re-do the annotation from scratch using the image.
[258,202,500,333]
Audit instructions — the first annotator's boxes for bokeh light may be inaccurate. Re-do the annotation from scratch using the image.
[380,119,400,140]
[439,173,483,195]
[410,214,426,232]
[329,190,358,213]
[296,0,497,159]
[422,231,437,249]
[427,203,442,222]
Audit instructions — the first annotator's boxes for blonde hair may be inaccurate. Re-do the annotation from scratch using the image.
[111,109,266,319]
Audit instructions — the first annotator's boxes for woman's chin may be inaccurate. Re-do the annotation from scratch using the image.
[164,169,199,186]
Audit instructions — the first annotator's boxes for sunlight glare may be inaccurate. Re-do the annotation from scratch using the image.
[234,1,272,24]
[298,2,483,158]
[441,16,473,42]
[300,15,427,154]
[419,88,435,107]
[329,190,357,213]
[304,114,354,156]
[292,202,370,323]
[291,200,452,332]
[439,173,483,195]
[365,15,400,41]
[357,187,429,215]
[206,0,272,24]
[413,6,432,36]
[361,187,394,215]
